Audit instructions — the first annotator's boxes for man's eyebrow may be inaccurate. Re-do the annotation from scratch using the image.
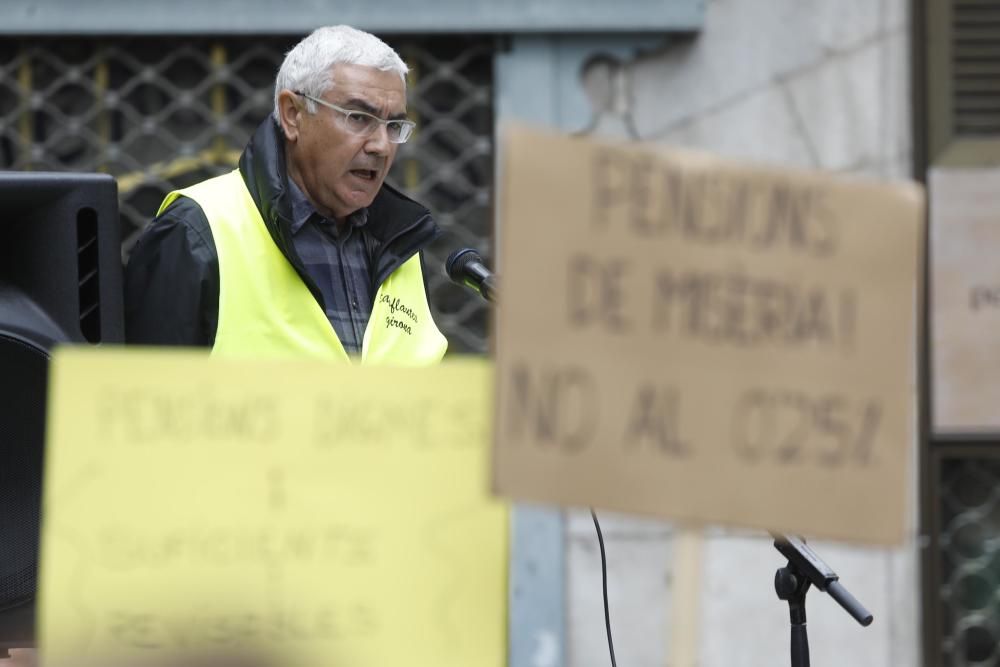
[341,97,409,121]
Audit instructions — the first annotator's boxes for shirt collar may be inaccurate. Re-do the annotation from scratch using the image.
[286,176,369,234]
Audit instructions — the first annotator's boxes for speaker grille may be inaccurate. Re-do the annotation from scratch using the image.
[0,335,47,612]
[76,207,102,344]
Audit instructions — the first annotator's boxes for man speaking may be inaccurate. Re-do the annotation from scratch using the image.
[125,25,447,364]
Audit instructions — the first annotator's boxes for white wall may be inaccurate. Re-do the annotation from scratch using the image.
[568,0,919,665]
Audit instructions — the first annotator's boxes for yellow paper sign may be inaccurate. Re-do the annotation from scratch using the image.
[494,125,924,545]
[39,349,507,667]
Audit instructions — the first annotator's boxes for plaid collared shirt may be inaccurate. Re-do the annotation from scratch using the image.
[287,179,373,356]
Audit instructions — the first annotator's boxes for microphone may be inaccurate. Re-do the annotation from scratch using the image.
[445,247,498,303]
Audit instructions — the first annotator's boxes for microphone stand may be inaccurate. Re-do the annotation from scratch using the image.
[771,533,873,667]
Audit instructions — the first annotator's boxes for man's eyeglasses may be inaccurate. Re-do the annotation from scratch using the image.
[295,91,415,144]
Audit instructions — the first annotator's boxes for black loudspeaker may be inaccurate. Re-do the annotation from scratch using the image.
[0,172,124,648]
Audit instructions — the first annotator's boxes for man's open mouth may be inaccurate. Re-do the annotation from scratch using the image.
[350,169,377,181]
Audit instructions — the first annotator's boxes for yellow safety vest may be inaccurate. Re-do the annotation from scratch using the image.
[158,170,447,364]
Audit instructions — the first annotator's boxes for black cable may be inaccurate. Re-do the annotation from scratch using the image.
[590,508,618,667]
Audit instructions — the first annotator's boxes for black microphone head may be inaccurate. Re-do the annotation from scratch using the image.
[445,247,483,283]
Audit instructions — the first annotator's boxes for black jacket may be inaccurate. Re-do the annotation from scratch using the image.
[124,118,441,346]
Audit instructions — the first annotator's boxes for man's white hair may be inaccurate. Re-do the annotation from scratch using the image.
[273,25,408,121]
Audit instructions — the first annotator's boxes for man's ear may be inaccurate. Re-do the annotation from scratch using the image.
[277,89,302,143]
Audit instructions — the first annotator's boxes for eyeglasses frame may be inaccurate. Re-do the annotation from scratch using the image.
[293,90,416,144]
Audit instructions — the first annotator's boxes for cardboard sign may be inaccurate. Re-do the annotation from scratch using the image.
[930,167,1000,433]
[38,350,507,667]
[493,125,923,545]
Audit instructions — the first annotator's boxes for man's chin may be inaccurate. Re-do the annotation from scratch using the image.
[353,179,385,205]
[333,192,378,218]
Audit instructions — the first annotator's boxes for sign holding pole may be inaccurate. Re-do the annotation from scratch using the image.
[493,125,924,546]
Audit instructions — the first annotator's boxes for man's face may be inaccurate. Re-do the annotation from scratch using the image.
[281,63,406,220]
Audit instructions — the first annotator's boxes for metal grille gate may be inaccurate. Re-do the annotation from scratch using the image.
[0,36,494,353]
[929,447,1000,666]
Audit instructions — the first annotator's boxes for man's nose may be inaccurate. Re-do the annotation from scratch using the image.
[364,123,392,155]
